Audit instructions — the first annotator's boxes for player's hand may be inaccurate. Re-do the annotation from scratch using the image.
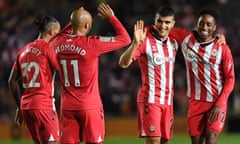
[97,3,114,19]
[215,33,226,45]
[133,20,146,45]
[15,108,24,126]
[207,105,221,123]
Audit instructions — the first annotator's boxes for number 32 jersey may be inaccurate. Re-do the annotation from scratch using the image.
[13,39,59,110]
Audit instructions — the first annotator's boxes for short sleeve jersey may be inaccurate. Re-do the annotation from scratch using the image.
[133,26,179,106]
[170,29,235,108]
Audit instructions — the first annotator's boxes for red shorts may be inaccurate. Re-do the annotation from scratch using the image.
[137,103,174,139]
[187,100,227,136]
[22,109,59,142]
[60,108,105,143]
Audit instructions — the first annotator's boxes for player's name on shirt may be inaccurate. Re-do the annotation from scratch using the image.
[20,46,42,58]
[55,44,86,56]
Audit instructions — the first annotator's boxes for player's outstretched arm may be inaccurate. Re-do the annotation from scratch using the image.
[119,20,146,68]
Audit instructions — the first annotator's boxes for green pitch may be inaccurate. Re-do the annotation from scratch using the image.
[0,133,239,144]
[103,133,240,144]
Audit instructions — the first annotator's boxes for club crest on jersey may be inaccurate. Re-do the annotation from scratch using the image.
[152,54,164,66]
[211,49,217,57]
[186,48,195,61]
[149,125,155,132]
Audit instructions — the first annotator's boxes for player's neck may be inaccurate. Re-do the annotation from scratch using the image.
[72,28,86,36]
[72,31,85,35]
[38,34,50,42]
[197,37,215,44]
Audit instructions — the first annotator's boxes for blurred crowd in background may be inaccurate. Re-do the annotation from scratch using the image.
[0,0,240,123]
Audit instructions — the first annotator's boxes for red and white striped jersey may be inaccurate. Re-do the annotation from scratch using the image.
[133,26,178,105]
[170,29,235,108]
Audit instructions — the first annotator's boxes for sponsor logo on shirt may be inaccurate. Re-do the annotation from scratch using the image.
[187,48,197,62]
[152,54,175,66]
[152,54,164,66]
[99,36,115,42]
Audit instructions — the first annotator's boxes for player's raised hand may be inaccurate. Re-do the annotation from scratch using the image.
[134,20,146,45]
[97,3,114,20]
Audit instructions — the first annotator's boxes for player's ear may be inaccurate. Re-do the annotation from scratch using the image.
[47,27,54,36]
[85,23,90,30]
[172,19,176,28]
[48,27,58,37]
[213,24,216,31]
[84,23,92,34]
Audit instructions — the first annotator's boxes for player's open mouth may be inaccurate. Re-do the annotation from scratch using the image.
[199,30,208,35]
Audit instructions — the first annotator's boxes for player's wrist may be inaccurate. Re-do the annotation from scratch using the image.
[133,39,142,46]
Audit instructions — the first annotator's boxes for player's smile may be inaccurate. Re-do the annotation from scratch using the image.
[154,14,175,40]
[156,27,167,36]
[198,29,209,36]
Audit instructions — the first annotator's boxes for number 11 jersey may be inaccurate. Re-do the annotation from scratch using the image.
[50,16,131,110]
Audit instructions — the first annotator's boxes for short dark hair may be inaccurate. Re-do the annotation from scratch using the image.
[156,6,175,19]
[198,7,219,23]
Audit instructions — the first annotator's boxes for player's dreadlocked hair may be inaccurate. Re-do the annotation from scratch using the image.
[33,13,58,33]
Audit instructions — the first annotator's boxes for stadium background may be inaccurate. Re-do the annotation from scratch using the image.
[0,0,240,141]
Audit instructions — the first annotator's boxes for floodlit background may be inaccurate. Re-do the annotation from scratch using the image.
[0,0,240,142]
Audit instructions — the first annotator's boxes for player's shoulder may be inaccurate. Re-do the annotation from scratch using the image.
[27,39,47,48]
[169,28,193,44]
[50,32,71,44]
[170,28,191,36]
[213,40,232,54]
[219,43,231,52]
[213,38,229,48]
[18,40,38,53]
